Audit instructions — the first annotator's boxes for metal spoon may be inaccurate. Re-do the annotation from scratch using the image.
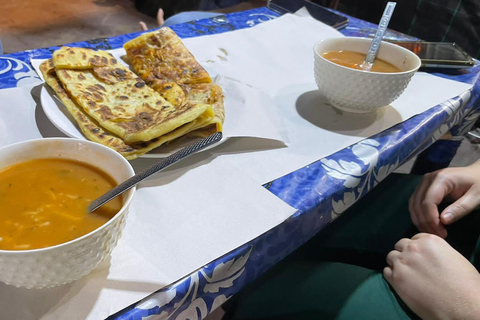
[361,2,397,71]
[88,131,223,212]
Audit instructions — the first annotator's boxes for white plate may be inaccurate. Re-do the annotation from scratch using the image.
[40,85,226,158]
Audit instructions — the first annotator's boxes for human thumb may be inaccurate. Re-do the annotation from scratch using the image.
[440,188,480,225]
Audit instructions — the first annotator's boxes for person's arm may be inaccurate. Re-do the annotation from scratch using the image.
[384,233,480,320]
[409,159,480,238]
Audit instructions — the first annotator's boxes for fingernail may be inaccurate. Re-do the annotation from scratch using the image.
[443,212,454,223]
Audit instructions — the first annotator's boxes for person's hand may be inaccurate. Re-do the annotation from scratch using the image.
[139,8,165,32]
[409,160,480,238]
[139,21,148,31]
[384,233,480,320]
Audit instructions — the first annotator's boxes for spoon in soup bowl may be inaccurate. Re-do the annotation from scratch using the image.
[88,131,223,213]
[361,2,397,71]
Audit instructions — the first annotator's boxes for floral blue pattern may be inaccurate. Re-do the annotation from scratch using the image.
[2,6,479,320]
[0,55,41,87]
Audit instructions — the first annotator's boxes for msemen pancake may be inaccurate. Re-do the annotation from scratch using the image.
[52,46,117,69]
[124,27,212,85]
[52,46,208,143]
[40,59,141,159]
[40,59,214,159]
[183,83,224,133]
[124,27,225,139]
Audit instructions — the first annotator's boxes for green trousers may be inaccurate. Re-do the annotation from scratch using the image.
[224,173,480,320]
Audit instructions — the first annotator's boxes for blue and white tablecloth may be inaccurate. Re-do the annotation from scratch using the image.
[1,7,479,320]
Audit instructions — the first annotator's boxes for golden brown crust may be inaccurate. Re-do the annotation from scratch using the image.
[40,59,140,158]
[149,80,187,107]
[41,59,214,160]
[53,46,118,69]
[184,83,225,132]
[42,27,224,159]
[52,48,208,143]
[123,27,212,85]
[124,27,225,141]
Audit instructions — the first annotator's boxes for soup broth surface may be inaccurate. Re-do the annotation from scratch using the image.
[0,158,122,250]
[323,50,402,73]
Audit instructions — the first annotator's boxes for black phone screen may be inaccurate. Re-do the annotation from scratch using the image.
[393,41,474,68]
[304,1,349,29]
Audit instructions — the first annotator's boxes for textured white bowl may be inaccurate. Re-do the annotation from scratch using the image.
[314,37,421,113]
[0,138,135,288]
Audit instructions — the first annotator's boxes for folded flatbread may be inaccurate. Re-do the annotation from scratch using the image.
[123,27,212,85]
[40,59,214,159]
[124,27,225,137]
[42,28,224,159]
[52,46,208,144]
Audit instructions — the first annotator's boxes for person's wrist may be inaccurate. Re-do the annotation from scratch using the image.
[455,279,480,320]
[469,158,480,169]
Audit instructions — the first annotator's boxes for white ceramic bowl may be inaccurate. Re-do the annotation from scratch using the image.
[0,138,135,288]
[314,37,421,113]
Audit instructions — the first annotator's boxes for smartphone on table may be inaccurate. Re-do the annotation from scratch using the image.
[390,41,475,69]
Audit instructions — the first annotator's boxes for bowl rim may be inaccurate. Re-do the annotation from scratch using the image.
[0,137,136,254]
[314,36,422,75]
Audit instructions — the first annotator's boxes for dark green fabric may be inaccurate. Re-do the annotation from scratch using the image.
[224,173,480,320]
[289,173,422,270]
[226,262,414,320]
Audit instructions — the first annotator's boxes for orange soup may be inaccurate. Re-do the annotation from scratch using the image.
[0,158,122,250]
[323,50,402,73]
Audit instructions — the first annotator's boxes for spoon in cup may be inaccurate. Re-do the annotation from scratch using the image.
[361,2,397,71]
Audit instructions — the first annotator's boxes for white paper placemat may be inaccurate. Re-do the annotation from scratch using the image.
[181,11,473,184]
